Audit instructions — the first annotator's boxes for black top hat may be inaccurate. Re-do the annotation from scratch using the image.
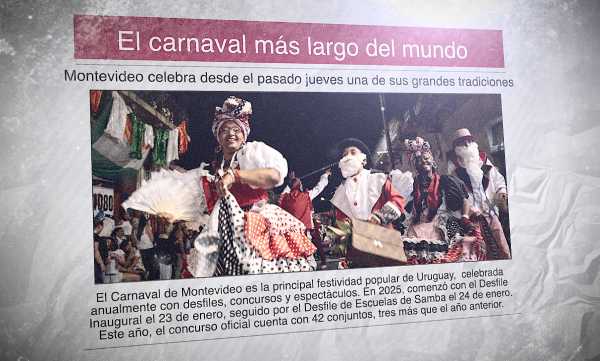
[334,138,372,167]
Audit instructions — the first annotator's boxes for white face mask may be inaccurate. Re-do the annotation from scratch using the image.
[454,142,483,180]
[339,153,366,178]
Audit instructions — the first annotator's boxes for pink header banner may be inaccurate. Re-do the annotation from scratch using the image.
[74,15,504,68]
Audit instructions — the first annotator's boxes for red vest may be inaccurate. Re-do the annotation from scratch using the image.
[202,177,269,212]
[279,189,313,230]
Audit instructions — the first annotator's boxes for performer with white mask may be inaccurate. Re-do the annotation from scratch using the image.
[330,138,405,226]
[448,128,511,259]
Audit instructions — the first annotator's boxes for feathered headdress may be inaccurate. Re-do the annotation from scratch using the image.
[404,137,435,168]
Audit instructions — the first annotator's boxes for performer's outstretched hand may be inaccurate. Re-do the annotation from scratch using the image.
[496,192,509,212]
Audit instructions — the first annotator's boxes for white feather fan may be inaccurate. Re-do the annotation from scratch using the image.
[122,164,213,225]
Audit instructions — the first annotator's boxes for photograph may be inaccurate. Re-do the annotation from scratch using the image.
[90,90,511,283]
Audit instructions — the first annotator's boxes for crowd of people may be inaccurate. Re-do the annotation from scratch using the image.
[97,95,511,282]
[93,210,199,283]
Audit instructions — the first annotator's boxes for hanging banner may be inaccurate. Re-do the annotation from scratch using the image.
[73,15,504,67]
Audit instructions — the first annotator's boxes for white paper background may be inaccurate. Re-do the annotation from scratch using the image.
[1,1,599,360]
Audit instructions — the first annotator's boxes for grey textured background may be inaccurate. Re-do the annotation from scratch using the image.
[1,0,599,360]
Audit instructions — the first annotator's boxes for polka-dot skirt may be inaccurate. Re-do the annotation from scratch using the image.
[214,193,317,276]
[244,204,317,260]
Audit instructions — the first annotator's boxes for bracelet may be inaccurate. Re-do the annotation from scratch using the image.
[373,202,402,225]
